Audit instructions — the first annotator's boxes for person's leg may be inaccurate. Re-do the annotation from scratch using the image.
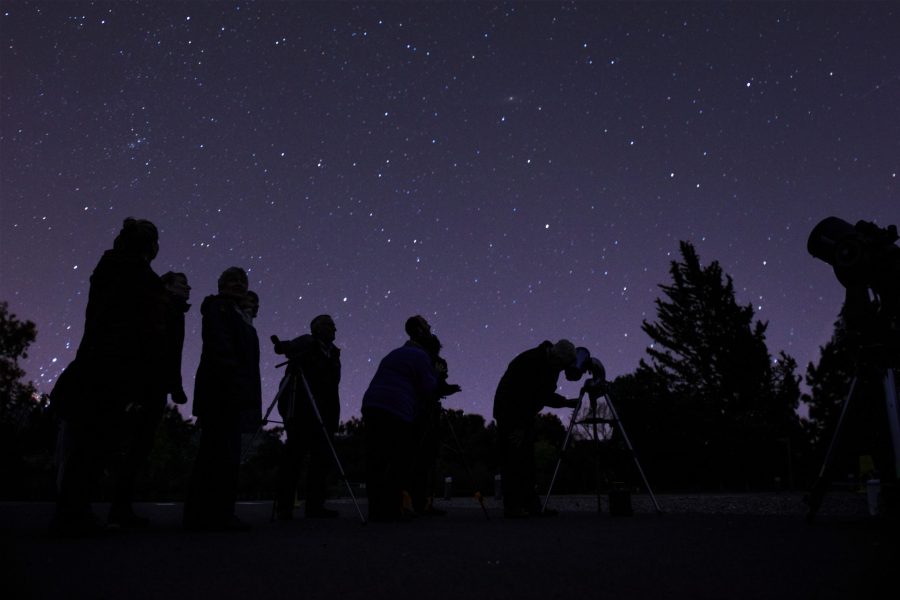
[364,408,408,521]
[275,420,305,518]
[499,424,530,517]
[109,400,164,526]
[52,418,102,534]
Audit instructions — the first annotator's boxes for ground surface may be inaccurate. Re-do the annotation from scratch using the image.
[2,492,896,600]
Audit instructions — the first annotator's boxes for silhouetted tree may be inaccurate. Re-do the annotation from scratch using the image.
[802,319,855,448]
[334,416,366,487]
[0,301,38,421]
[0,302,56,499]
[629,241,803,490]
[801,314,898,486]
[239,425,284,499]
[437,409,496,497]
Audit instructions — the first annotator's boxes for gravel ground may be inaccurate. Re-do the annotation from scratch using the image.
[2,493,894,600]
[325,489,877,518]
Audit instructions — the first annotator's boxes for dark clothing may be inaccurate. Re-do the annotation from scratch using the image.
[362,341,437,520]
[192,295,262,428]
[493,341,569,427]
[276,335,341,428]
[183,410,243,527]
[184,294,261,528]
[50,248,165,530]
[110,295,190,518]
[409,399,442,513]
[362,342,437,423]
[161,297,190,399]
[492,341,570,514]
[277,418,334,513]
[362,407,414,522]
[109,400,166,518]
[274,335,341,515]
[409,354,456,513]
[52,249,166,421]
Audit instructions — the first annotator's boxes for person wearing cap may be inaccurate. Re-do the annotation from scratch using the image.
[492,340,579,518]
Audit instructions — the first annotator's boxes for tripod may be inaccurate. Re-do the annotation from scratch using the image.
[805,363,900,522]
[543,381,662,514]
[250,361,367,524]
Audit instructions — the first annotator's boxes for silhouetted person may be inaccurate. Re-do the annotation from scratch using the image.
[493,340,579,518]
[241,289,259,323]
[272,314,341,519]
[409,331,461,516]
[238,289,263,435]
[183,268,261,531]
[50,217,166,537]
[361,315,438,522]
[108,271,191,528]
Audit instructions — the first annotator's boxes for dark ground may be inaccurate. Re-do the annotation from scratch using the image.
[2,492,897,600]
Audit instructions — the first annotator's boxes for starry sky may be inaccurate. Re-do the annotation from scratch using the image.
[1,2,897,425]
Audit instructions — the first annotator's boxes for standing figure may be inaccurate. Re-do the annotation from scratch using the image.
[493,340,579,518]
[183,268,261,531]
[108,271,191,528]
[240,290,259,323]
[409,332,461,516]
[272,314,342,519]
[50,217,166,537]
[361,315,438,522]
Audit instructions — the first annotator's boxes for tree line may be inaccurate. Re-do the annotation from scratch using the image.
[0,240,870,500]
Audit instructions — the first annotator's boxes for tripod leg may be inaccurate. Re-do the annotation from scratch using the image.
[542,390,585,513]
[883,369,900,480]
[590,398,603,514]
[605,391,663,513]
[806,376,860,523]
[241,379,284,465]
[298,371,367,524]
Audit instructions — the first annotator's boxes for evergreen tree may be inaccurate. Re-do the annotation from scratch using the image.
[634,241,803,489]
[0,301,38,422]
[801,315,897,485]
[0,302,56,498]
[802,319,855,448]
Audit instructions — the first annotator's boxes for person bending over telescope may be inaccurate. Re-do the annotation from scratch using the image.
[492,340,579,518]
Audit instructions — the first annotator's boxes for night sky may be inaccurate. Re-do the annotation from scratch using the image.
[1,2,897,425]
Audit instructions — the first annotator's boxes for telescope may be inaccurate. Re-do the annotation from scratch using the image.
[546,346,662,514]
[565,347,608,399]
[807,216,899,295]
[804,216,900,522]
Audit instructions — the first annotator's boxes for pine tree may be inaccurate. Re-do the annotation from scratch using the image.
[802,319,855,448]
[634,241,802,489]
[0,301,38,420]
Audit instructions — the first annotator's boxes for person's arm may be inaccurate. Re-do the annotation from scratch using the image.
[544,394,578,409]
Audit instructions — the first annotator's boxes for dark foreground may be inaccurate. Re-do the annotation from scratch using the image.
[2,493,897,600]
